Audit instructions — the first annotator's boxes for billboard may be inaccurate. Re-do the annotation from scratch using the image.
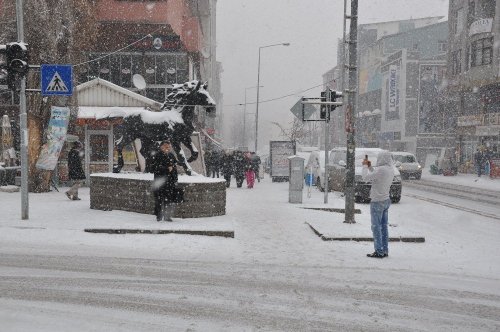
[270,141,296,178]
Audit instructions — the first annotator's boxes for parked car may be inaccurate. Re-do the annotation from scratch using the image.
[327,147,402,203]
[392,152,422,179]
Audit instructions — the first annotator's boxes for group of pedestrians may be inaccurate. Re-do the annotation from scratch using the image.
[474,146,497,177]
[213,150,261,189]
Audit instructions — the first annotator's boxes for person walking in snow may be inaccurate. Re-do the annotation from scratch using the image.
[232,150,246,188]
[244,152,255,188]
[211,150,221,178]
[221,151,233,187]
[251,152,261,182]
[362,151,394,258]
[65,141,86,200]
[150,139,180,222]
[474,148,484,177]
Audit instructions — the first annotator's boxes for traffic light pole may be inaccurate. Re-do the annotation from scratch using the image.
[302,90,343,204]
[323,89,331,204]
[344,0,358,224]
[16,0,29,220]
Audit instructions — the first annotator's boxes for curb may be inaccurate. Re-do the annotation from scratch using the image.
[306,223,425,243]
[302,207,362,214]
[84,229,234,238]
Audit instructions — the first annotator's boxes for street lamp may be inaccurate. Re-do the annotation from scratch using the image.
[244,85,263,148]
[255,42,290,152]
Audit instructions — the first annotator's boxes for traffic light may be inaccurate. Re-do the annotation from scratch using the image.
[6,42,29,75]
[319,89,330,120]
[2,42,29,91]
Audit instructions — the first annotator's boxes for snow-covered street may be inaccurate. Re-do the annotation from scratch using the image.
[1,175,499,331]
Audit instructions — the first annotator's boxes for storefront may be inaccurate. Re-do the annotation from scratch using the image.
[457,114,500,169]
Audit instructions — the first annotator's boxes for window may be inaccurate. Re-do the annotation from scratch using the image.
[453,8,465,35]
[438,40,447,53]
[468,1,475,25]
[470,37,493,67]
[452,49,462,75]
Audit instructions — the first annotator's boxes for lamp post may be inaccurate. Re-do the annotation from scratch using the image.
[255,42,290,152]
[244,85,263,149]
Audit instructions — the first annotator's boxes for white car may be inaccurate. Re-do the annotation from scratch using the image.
[392,152,422,180]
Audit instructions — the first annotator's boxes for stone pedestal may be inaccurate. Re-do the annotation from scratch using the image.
[90,173,226,218]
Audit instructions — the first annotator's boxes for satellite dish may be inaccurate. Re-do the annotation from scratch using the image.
[132,74,146,90]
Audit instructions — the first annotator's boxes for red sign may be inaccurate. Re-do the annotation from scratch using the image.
[206,128,215,135]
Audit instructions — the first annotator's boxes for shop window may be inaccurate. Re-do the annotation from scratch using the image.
[89,135,109,162]
[120,54,132,87]
[156,55,167,84]
[166,55,177,84]
[131,55,143,81]
[144,55,156,85]
[110,55,120,85]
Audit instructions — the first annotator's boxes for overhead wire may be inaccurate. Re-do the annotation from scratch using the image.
[224,78,337,107]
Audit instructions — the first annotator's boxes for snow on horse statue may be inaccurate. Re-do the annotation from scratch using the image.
[113,80,216,175]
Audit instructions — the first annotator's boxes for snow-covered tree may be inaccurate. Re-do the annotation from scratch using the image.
[1,0,98,192]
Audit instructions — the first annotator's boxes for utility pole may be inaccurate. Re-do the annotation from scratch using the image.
[16,0,29,220]
[344,0,358,223]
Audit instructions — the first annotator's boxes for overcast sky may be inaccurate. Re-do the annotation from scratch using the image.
[216,0,449,153]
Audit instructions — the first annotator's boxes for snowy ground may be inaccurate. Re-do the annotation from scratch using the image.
[0,174,499,331]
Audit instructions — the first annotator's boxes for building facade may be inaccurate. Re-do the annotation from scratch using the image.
[447,0,499,165]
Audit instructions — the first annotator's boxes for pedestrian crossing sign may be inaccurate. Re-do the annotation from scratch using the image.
[41,64,73,96]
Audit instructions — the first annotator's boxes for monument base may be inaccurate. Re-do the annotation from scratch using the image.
[90,173,226,218]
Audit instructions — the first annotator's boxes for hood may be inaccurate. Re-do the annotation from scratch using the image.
[376,151,393,167]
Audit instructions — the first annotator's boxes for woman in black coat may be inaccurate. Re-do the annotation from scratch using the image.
[150,140,180,221]
[65,141,86,200]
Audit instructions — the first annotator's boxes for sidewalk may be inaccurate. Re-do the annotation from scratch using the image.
[421,169,500,192]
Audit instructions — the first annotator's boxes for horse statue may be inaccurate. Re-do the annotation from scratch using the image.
[113,80,216,175]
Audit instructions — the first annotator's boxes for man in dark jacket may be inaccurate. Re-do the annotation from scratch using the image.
[474,148,484,177]
[65,141,86,200]
[150,140,179,222]
[232,150,246,188]
[221,151,233,187]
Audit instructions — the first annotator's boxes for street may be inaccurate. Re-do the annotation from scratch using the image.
[1,175,500,331]
[1,253,499,331]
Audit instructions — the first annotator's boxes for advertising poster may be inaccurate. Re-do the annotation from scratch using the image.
[36,106,70,170]
[270,141,296,178]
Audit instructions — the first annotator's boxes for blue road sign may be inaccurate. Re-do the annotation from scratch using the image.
[41,64,73,96]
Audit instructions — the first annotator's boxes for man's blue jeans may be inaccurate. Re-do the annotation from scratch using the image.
[370,199,391,255]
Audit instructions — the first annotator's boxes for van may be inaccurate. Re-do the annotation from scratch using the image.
[328,148,402,203]
[392,152,422,180]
